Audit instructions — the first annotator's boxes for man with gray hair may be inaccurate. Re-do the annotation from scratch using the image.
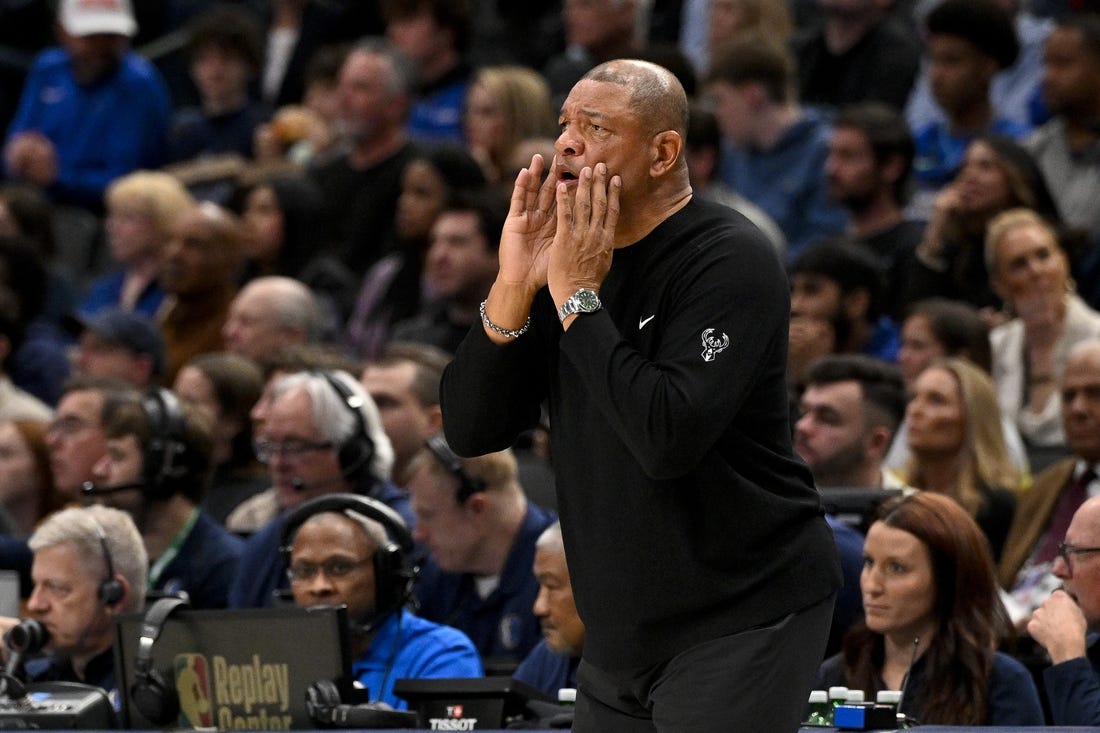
[228,370,410,608]
[223,276,327,364]
[0,505,146,695]
[309,38,420,273]
[514,521,583,696]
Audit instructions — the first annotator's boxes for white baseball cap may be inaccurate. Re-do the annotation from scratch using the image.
[59,0,137,38]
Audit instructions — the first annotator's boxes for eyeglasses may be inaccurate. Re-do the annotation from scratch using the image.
[1058,541,1100,572]
[47,415,92,438]
[254,438,333,463]
[286,557,370,583]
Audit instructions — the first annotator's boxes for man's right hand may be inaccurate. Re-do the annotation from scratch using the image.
[498,153,558,292]
[4,132,57,186]
[481,154,560,344]
[1028,589,1088,664]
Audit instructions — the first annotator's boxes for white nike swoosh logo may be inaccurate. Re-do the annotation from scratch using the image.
[639,315,656,329]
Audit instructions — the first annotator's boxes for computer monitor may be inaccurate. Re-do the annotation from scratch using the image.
[113,605,351,729]
[819,487,905,532]
[0,570,19,618]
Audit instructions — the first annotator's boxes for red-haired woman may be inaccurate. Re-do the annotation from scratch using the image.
[817,492,1042,725]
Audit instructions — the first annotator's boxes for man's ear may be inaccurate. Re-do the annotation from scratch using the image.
[132,353,155,387]
[881,153,905,190]
[866,425,893,462]
[425,405,443,435]
[651,130,683,178]
[843,288,871,321]
[464,491,488,517]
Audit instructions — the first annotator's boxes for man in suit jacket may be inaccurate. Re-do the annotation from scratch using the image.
[1000,339,1100,624]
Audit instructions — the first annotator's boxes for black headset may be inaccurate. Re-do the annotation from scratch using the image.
[92,521,124,607]
[129,594,190,726]
[280,494,417,623]
[424,434,486,504]
[316,371,375,483]
[140,388,188,501]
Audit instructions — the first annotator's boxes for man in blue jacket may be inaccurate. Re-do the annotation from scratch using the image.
[3,0,170,210]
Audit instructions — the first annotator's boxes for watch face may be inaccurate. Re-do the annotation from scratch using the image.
[575,289,601,311]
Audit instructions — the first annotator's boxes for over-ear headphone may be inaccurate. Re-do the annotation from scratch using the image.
[317,371,375,483]
[92,522,123,607]
[130,595,190,726]
[140,388,188,501]
[305,678,417,728]
[424,434,486,503]
[280,494,417,622]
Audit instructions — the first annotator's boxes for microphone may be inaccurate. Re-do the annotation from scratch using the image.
[290,476,343,493]
[2,619,49,694]
[895,636,920,725]
[82,480,146,496]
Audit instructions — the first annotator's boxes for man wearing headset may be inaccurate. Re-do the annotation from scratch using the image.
[285,494,482,709]
[83,388,243,609]
[228,370,412,609]
[0,505,146,696]
[406,437,554,668]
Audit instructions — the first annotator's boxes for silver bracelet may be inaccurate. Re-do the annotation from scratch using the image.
[479,300,530,339]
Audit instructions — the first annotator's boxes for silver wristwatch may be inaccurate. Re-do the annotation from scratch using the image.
[557,288,602,323]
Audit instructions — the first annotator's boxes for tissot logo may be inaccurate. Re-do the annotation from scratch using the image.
[428,705,478,729]
[428,719,478,730]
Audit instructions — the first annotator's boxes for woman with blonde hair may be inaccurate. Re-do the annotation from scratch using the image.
[904,357,1019,560]
[78,171,195,317]
[463,66,556,185]
[986,207,1100,449]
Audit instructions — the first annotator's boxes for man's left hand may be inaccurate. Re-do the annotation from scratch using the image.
[548,162,620,325]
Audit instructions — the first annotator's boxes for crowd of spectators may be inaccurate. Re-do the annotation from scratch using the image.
[2,0,1100,726]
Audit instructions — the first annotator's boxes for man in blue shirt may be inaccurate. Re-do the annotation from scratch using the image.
[911,0,1029,194]
[705,37,848,259]
[513,522,581,697]
[284,493,481,710]
[3,0,170,210]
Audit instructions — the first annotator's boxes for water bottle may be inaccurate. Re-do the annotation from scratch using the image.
[805,690,830,725]
[828,686,849,723]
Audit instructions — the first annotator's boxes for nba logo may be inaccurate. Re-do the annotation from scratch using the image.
[175,654,213,728]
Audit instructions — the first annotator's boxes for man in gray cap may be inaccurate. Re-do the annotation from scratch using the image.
[71,309,164,388]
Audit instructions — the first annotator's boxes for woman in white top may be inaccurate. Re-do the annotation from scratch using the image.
[987,208,1100,449]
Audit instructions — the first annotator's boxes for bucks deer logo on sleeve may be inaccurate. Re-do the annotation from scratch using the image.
[700,329,729,362]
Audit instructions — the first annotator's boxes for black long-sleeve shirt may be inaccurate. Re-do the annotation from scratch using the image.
[441,198,842,671]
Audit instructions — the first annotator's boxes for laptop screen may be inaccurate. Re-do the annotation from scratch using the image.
[113,605,351,729]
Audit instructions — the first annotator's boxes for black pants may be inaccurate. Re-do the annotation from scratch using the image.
[573,594,834,732]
